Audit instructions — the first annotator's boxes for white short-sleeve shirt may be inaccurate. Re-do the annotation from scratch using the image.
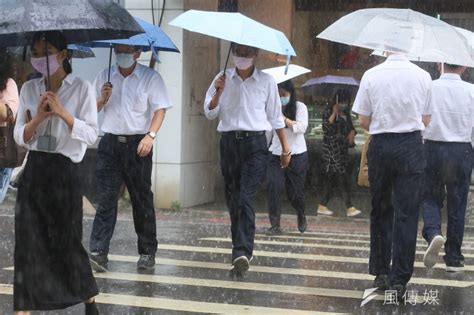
[423,73,474,143]
[94,63,172,135]
[204,68,285,132]
[352,54,433,134]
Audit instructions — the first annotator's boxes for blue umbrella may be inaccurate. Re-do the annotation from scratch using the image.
[85,16,179,82]
[90,16,179,53]
[67,44,95,59]
[169,10,296,74]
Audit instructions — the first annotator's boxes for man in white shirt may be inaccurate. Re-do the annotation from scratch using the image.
[89,44,172,272]
[421,63,474,273]
[352,54,432,297]
[204,43,291,277]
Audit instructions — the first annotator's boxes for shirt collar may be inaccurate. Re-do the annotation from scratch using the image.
[229,66,260,82]
[386,54,409,62]
[38,74,74,88]
[112,62,142,78]
[439,73,461,80]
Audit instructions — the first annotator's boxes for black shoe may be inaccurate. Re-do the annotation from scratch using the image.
[230,255,250,278]
[137,254,155,270]
[297,213,307,233]
[89,251,108,272]
[266,226,283,235]
[446,261,464,272]
[373,275,390,291]
[85,300,99,315]
[392,284,407,300]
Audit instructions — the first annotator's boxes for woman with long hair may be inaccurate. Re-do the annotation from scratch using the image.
[317,89,361,217]
[267,79,309,234]
[0,51,19,202]
[13,31,99,315]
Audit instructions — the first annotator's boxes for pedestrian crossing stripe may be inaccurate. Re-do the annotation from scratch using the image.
[286,230,474,242]
[199,237,474,259]
[5,254,471,288]
[255,233,474,249]
[154,243,474,272]
[0,284,344,314]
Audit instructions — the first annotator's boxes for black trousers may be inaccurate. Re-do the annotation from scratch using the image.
[90,133,157,256]
[320,171,353,208]
[220,132,268,261]
[267,152,308,227]
[367,131,425,286]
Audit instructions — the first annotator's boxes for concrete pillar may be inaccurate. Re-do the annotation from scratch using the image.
[122,0,220,209]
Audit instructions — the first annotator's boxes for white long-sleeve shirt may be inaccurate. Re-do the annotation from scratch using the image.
[14,75,98,163]
[423,73,474,143]
[204,68,285,132]
[353,54,433,134]
[269,101,308,155]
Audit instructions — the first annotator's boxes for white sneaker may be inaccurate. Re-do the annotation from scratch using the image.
[346,207,361,217]
[317,205,333,216]
[423,235,446,269]
[230,256,249,276]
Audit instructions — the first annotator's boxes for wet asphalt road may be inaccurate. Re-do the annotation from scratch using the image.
[1,190,474,314]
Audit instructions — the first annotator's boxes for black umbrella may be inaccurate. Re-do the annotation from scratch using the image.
[0,0,144,47]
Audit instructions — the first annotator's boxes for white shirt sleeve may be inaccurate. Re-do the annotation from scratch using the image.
[70,81,99,146]
[149,73,172,112]
[204,73,222,120]
[423,76,433,116]
[266,80,285,130]
[352,74,372,116]
[14,83,32,147]
[292,102,308,134]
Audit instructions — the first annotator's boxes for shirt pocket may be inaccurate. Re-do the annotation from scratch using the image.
[132,91,149,113]
[249,87,267,111]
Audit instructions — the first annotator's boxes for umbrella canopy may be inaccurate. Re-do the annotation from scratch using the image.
[371,26,473,65]
[87,16,179,52]
[262,64,310,84]
[317,8,473,67]
[301,75,359,98]
[67,44,95,59]
[8,44,95,59]
[169,10,296,56]
[0,0,144,47]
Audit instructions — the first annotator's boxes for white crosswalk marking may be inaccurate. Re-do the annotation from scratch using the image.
[1,224,470,312]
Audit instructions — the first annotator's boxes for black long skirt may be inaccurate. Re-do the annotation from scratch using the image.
[14,151,98,311]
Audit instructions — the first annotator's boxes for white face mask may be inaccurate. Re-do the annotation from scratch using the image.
[232,55,254,70]
[115,53,135,69]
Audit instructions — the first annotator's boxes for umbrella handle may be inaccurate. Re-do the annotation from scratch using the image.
[107,45,113,82]
[222,43,232,78]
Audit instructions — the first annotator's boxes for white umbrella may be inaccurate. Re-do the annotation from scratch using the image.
[317,8,473,67]
[371,27,474,66]
[262,64,310,84]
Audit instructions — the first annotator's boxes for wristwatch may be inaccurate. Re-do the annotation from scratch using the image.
[147,131,156,139]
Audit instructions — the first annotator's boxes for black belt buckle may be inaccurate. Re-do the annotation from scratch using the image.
[117,136,127,143]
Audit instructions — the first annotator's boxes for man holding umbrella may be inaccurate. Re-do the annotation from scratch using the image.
[352,52,433,297]
[204,43,291,277]
[89,44,172,272]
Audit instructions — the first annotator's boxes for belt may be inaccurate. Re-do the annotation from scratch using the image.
[222,130,265,140]
[105,133,145,143]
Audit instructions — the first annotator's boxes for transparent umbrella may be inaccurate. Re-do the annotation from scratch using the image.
[371,26,473,65]
[317,8,474,67]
